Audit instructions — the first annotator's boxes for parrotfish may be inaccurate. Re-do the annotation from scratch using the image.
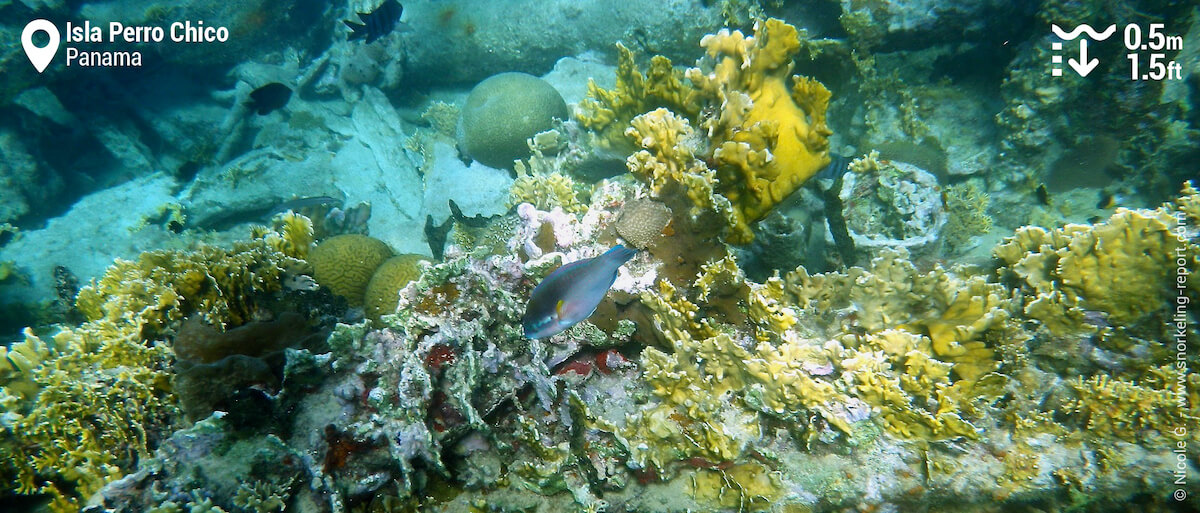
[523,245,637,339]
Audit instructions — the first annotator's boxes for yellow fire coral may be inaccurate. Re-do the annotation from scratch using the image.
[628,248,1016,462]
[1059,368,1200,444]
[995,189,1199,332]
[0,218,311,513]
[625,108,736,226]
[576,43,701,151]
[508,168,585,214]
[583,18,833,244]
[686,18,833,243]
[76,214,313,333]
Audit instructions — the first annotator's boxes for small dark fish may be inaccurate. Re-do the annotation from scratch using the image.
[523,245,637,339]
[1087,215,1102,224]
[815,153,853,181]
[345,0,408,44]
[270,196,341,215]
[424,213,453,261]
[247,83,292,115]
[1097,192,1117,209]
[1035,184,1050,205]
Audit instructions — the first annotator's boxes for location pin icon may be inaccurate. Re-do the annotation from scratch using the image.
[22,19,60,74]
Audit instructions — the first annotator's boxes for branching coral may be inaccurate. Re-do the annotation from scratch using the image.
[625,108,736,229]
[0,217,312,512]
[76,214,312,334]
[626,276,844,472]
[626,246,1020,473]
[509,168,585,214]
[941,182,993,252]
[510,129,590,214]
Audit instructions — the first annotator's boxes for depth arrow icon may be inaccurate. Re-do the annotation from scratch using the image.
[1069,39,1099,77]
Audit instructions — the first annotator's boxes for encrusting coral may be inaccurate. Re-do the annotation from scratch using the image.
[0,214,313,513]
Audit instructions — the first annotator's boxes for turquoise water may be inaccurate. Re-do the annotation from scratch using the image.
[0,1,1197,512]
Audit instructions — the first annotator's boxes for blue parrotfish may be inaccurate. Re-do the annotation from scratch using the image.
[523,245,637,339]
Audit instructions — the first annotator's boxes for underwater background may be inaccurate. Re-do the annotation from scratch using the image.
[1,0,1199,511]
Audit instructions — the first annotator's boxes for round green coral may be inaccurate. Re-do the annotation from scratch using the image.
[308,234,393,307]
[457,72,568,169]
[364,254,429,321]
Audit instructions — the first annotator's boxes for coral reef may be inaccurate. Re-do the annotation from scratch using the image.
[576,43,702,152]
[687,19,834,243]
[96,417,304,513]
[0,216,312,512]
[509,167,586,214]
[4,0,1197,511]
[941,182,993,253]
[76,213,312,333]
[995,187,1199,331]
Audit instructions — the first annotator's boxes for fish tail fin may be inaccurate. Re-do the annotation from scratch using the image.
[344,20,368,40]
[603,245,637,265]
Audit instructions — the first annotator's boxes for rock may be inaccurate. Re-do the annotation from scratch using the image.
[182,86,428,256]
[421,141,514,226]
[396,0,721,86]
[0,173,178,305]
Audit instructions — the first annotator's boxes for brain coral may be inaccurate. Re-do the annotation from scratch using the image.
[458,72,569,169]
[364,254,429,321]
[309,234,394,307]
